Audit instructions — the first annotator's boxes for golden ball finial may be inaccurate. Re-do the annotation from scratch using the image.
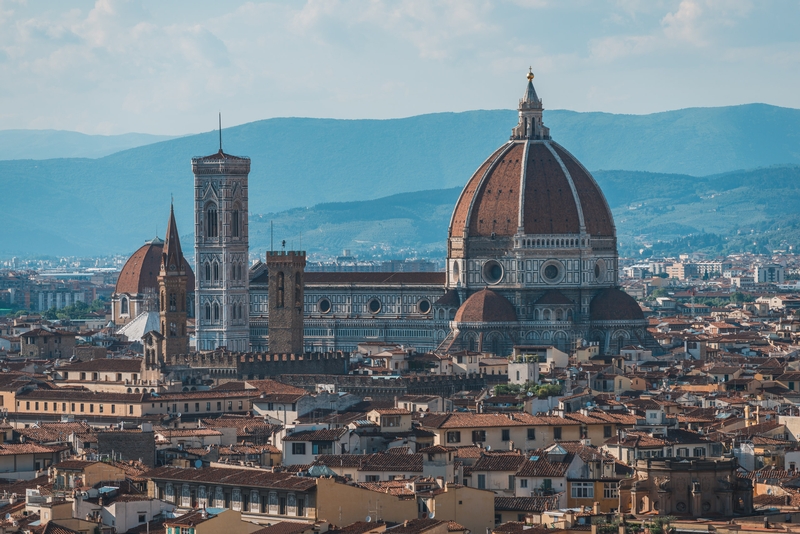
[527,67,534,81]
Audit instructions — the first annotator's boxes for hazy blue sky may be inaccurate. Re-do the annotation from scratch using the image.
[2,0,799,135]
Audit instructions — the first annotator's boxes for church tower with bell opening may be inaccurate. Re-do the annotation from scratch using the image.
[158,204,189,357]
[192,142,252,353]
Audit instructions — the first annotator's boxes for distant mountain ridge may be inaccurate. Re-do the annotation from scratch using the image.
[0,130,175,160]
[248,164,800,259]
[2,103,800,256]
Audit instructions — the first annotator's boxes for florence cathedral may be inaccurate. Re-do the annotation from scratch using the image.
[111,72,649,357]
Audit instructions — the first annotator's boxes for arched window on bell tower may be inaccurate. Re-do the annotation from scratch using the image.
[232,205,240,238]
[206,204,218,238]
[277,272,285,308]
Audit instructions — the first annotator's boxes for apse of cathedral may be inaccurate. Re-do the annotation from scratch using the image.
[112,72,651,359]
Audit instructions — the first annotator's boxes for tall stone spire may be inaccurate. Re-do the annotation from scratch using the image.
[161,203,184,275]
[158,204,189,357]
[511,68,550,140]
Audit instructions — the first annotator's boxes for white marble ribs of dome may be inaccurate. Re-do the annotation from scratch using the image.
[514,233,589,250]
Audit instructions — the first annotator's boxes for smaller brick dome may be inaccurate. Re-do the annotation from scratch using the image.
[115,238,194,295]
[454,289,517,323]
[590,288,644,322]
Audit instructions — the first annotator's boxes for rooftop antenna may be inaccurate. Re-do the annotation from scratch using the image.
[270,221,274,252]
[218,112,223,152]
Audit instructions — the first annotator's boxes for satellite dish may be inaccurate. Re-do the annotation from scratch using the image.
[4,514,10,520]
[485,445,491,451]
[429,512,435,519]
[194,460,203,468]
[365,516,372,523]
[177,413,182,418]
[527,392,533,397]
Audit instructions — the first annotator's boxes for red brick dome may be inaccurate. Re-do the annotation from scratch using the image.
[115,238,194,295]
[454,289,517,323]
[449,140,614,240]
[590,288,644,322]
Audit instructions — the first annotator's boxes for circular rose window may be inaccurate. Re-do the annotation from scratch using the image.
[482,260,503,284]
[418,299,431,314]
[318,298,332,314]
[368,298,382,314]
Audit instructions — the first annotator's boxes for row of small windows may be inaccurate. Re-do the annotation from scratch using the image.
[20,400,133,414]
[315,297,431,315]
[517,237,588,248]
[162,484,305,516]
[204,204,243,239]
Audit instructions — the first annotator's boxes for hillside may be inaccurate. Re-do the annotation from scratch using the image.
[2,104,800,256]
[246,165,800,260]
[0,130,175,160]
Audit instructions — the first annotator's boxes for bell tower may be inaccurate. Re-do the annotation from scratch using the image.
[158,205,189,357]
[266,250,306,354]
[192,147,251,353]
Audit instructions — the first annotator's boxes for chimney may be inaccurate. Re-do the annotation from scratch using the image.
[593,502,600,515]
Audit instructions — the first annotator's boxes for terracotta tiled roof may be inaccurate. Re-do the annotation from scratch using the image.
[421,412,578,429]
[16,421,93,443]
[590,288,644,322]
[454,289,517,323]
[282,428,348,442]
[451,141,614,239]
[494,494,562,512]
[361,452,423,472]
[145,466,317,491]
[0,443,64,456]
[59,358,142,373]
[473,453,527,472]
[115,240,194,295]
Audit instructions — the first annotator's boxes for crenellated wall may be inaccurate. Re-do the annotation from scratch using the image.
[162,350,349,378]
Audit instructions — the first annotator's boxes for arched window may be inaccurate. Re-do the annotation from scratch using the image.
[169,322,177,336]
[543,309,551,321]
[205,303,211,321]
[161,321,165,335]
[206,205,218,238]
[213,303,220,321]
[213,262,219,281]
[169,293,177,312]
[556,309,563,321]
[205,262,211,281]
[120,296,128,315]
[277,272,285,308]
[232,208,240,238]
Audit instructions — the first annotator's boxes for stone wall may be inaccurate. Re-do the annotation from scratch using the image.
[163,350,349,378]
[275,373,487,399]
[97,430,156,467]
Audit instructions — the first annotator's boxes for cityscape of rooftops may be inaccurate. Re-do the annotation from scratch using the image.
[2,2,800,534]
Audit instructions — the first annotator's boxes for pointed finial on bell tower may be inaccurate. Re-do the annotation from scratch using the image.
[218,112,223,154]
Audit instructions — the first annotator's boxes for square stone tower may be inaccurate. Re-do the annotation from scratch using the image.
[192,149,251,352]
[266,250,306,354]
